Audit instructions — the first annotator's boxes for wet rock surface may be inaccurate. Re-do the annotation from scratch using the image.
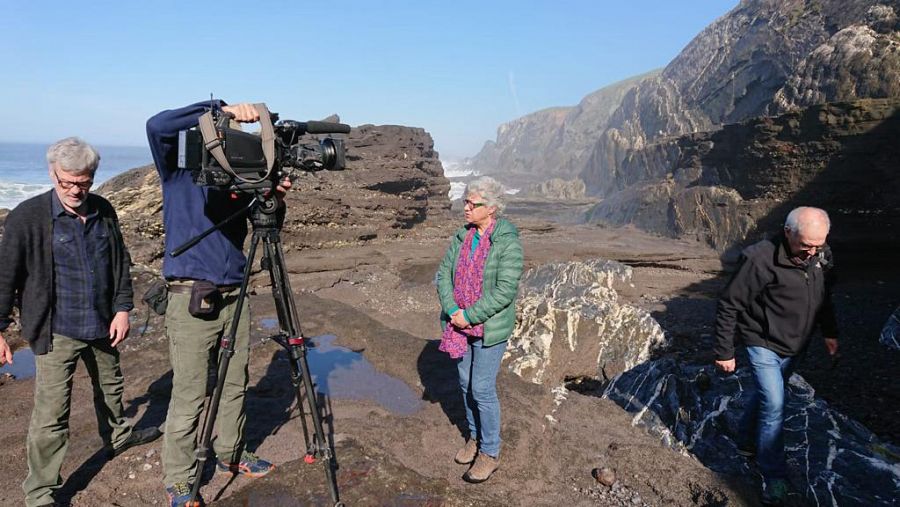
[217,438,492,507]
[0,221,763,506]
[602,357,900,507]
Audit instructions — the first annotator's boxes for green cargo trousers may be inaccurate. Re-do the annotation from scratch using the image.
[23,333,133,507]
[162,290,250,487]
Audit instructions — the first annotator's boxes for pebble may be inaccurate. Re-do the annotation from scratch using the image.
[142,463,153,471]
[592,466,617,487]
[128,472,136,479]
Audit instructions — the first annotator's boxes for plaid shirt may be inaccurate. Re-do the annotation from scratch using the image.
[51,193,114,340]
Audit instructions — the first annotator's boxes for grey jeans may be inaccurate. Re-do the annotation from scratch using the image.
[24,333,132,507]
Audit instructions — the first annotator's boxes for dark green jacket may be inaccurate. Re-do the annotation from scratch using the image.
[436,218,524,347]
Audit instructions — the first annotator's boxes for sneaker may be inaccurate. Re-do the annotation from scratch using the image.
[108,426,163,458]
[217,451,275,478]
[761,478,789,506]
[463,451,500,483]
[165,482,202,507]
[455,439,478,465]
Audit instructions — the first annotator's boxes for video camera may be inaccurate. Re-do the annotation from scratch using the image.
[176,103,350,194]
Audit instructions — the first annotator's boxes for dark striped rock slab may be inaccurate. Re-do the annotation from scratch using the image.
[603,358,900,506]
[880,306,900,351]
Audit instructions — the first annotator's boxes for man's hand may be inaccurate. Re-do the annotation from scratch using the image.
[450,310,470,329]
[714,358,736,373]
[109,311,131,348]
[824,337,839,356]
[0,334,12,366]
[221,103,260,123]
[274,176,292,204]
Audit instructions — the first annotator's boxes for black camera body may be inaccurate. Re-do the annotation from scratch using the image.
[177,109,350,193]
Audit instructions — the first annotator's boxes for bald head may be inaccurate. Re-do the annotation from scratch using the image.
[784,207,830,260]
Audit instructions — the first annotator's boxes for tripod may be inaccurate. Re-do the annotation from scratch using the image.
[173,196,341,506]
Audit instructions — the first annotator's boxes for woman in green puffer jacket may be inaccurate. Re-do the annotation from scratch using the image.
[435,176,524,484]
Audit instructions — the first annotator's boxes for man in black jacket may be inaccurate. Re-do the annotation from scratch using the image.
[714,206,839,506]
[0,137,161,507]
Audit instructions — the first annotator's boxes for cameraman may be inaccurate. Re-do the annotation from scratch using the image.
[147,101,288,507]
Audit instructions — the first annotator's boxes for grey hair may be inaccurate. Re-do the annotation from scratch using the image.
[46,137,100,175]
[785,206,831,234]
[465,176,506,213]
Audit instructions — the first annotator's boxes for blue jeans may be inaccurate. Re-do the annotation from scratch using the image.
[739,346,798,481]
[456,338,506,457]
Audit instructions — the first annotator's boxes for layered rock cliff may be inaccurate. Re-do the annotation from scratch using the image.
[587,98,900,254]
[583,0,900,197]
[467,72,655,186]
[96,124,451,268]
[468,1,900,253]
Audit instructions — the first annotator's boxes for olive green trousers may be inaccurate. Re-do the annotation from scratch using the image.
[24,334,132,507]
[161,291,250,487]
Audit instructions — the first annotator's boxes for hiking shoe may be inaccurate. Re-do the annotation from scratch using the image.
[455,439,478,465]
[108,426,163,458]
[761,478,789,506]
[463,451,500,483]
[217,451,275,478]
[165,482,202,507]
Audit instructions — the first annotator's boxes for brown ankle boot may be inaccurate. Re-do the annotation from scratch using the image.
[463,451,499,483]
[454,439,478,464]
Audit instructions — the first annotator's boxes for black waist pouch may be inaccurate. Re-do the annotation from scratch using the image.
[188,280,221,317]
[142,279,169,316]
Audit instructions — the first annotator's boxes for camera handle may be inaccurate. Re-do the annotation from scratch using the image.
[186,202,343,506]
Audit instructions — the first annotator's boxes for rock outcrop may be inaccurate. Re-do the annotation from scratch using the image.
[506,259,667,386]
[603,357,900,507]
[521,178,586,200]
[587,98,900,254]
[97,124,451,269]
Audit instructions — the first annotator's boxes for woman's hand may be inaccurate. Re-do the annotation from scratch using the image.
[450,310,470,329]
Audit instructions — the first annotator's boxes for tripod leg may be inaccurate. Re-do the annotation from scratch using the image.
[188,233,260,503]
[263,234,342,506]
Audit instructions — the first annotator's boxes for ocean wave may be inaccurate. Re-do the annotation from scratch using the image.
[442,159,479,179]
[449,181,467,201]
[0,181,51,210]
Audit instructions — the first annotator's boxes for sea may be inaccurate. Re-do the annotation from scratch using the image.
[0,142,152,210]
[441,159,518,200]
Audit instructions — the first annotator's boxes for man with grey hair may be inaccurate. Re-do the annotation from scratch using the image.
[714,206,839,506]
[0,137,160,507]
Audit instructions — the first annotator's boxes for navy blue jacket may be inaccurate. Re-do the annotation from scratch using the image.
[146,101,251,285]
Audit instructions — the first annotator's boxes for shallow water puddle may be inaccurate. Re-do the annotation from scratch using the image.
[299,334,421,415]
[0,347,36,379]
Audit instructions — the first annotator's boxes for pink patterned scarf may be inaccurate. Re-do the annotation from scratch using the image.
[439,221,495,358]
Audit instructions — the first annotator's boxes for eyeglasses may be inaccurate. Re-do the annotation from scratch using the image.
[54,169,93,191]
[463,199,486,209]
[799,242,823,252]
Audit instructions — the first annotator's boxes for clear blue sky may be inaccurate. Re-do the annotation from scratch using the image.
[1,0,737,160]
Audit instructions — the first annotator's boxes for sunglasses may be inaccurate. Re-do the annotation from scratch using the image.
[463,199,487,208]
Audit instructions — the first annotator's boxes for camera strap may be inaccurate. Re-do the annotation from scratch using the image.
[198,103,276,181]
